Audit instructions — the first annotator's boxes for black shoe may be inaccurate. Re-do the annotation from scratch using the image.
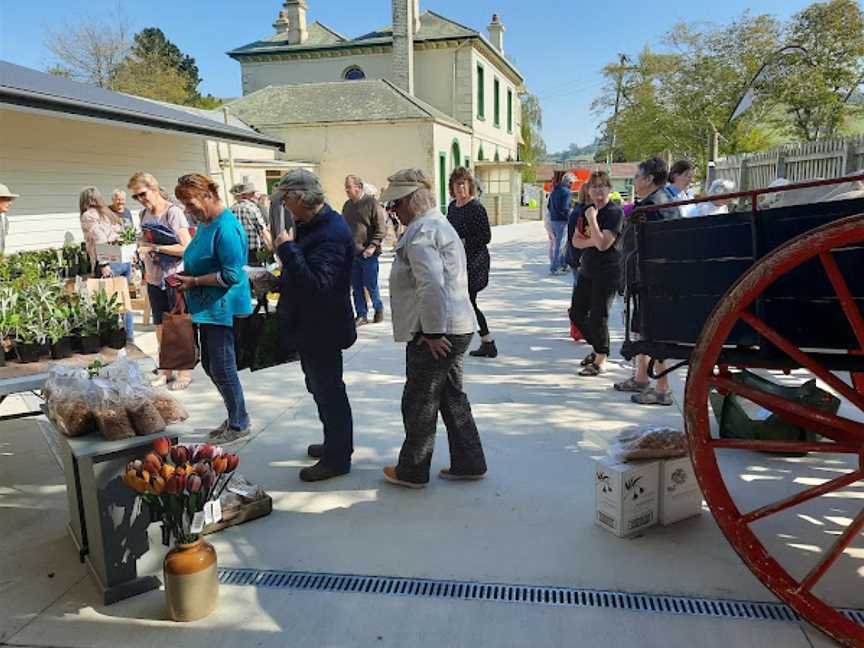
[373,308,385,324]
[469,340,498,358]
[307,443,324,459]
[355,316,369,327]
[299,461,350,482]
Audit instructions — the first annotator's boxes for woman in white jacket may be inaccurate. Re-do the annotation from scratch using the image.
[380,168,487,488]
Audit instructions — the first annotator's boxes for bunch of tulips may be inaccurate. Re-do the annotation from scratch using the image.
[122,437,240,545]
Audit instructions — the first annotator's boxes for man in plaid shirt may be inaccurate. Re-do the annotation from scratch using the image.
[231,182,272,266]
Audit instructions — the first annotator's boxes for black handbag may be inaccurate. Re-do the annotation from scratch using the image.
[234,298,297,372]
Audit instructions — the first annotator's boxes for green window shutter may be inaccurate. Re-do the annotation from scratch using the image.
[439,153,447,214]
[494,79,500,127]
[507,89,513,133]
[477,65,485,119]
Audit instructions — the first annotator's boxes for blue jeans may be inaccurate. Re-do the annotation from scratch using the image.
[199,324,249,431]
[300,346,353,471]
[351,254,384,318]
[109,262,135,338]
[549,220,568,272]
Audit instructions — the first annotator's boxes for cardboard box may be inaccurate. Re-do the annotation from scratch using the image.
[95,243,137,264]
[659,456,703,525]
[594,456,659,537]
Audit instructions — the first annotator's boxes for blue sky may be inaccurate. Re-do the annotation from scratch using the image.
[0,0,818,151]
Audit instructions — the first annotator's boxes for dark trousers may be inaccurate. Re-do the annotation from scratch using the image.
[397,333,487,483]
[469,291,489,338]
[571,273,619,356]
[300,346,354,471]
[199,324,249,430]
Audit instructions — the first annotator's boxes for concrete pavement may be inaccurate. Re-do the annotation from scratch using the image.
[0,221,856,647]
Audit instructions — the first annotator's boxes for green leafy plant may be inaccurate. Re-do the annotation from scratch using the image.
[114,227,138,245]
[90,290,121,333]
[86,359,105,378]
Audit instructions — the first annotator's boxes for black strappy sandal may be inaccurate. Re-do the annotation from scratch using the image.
[580,352,596,367]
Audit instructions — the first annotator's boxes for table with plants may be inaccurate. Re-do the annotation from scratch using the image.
[0,246,144,420]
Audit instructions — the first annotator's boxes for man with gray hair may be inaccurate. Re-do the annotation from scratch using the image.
[273,169,357,482]
[231,182,272,266]
[342,174,387,325]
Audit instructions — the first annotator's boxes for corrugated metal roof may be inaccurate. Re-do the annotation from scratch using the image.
[228,78,470,132]
[0,60,284,150]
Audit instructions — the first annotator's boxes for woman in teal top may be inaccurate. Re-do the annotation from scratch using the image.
[174,174,253,444]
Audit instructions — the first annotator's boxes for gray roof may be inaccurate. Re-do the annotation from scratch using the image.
[233,21,347,53]
[228,79,470,132]
[0,60,284,150]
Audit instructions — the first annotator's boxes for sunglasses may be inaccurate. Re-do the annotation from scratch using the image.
[131,191,148,201]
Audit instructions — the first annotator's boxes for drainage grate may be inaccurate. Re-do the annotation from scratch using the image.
[217,567,864,625]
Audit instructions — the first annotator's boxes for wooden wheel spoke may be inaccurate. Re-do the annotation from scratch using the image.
[740,471,863,525]
[797,507,864,595]
[819,251,864,351]
[709,376,864,446]
[739,310,864,413]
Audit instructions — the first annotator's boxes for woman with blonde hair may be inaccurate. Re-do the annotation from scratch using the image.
[78,186,135,339]
[128,171,192,389]
[380,168,487,488]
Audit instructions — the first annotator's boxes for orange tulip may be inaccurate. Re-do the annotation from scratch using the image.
[152,476,166,495]
[144,453,162,470]
[153,437,171,457]
[161,464,176,480]
[212,456,227,474]
[130,475,149,494]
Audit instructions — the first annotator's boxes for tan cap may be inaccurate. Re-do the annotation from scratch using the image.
[380,169,432,203]
[230,181,257,195]
[0,183,19,199]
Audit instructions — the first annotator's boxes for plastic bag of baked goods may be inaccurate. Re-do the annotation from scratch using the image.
[46,366,96,437]
[90,379,136,441]
[609,426,688,462]
[150,390,189,424]
[123,384,167,436]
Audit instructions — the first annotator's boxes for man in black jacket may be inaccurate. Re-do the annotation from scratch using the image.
[274,170,357,481]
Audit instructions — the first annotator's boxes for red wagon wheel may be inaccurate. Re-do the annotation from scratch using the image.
[684,214,864,646]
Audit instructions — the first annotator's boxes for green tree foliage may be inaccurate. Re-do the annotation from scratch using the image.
[112,53,193,105]
[766,0,864,141]
[593,14,782,169]
[129,28,202,101]
[520,93,546,182]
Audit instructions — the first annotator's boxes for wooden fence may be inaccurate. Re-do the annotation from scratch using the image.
[714,135,864,191]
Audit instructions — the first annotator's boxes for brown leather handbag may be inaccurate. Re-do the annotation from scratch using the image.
[159,288,199,370]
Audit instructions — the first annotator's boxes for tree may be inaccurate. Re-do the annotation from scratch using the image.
[592,13,782,169]
[44,10,131,87]
[129,28,202,101]
[767,0,864,141]
[520,93,546,182]
[112,54,193,105]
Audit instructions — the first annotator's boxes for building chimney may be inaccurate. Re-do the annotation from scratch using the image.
[391,0,415,95]
[273,10,290,35]
[488,14,505,54]
[282,0,309,45]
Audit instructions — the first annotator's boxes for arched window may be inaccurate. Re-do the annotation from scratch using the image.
[478,144,485,161]
[451,140,461,171]
[342,66,366,81]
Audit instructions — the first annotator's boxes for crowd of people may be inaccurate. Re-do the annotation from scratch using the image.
[0,155,740,489]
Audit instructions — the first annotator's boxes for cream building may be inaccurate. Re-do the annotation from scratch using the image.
[228,0,526,223]
[0,61,284,252]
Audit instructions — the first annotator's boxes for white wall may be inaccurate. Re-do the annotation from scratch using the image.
[260,121,435,208]
[0,109,211,252]
[414,48,455,118]
[240,54,393,94]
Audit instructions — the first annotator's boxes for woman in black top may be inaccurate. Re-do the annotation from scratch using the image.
[447,167,496,358]
[570,171,624,376]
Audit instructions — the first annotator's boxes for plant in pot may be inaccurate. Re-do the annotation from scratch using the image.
[0,286,19,366]
[46,308,74,360]
[78,297,102,354]
[92,290,125,349]
[123,438,240,622]
[13,314,48,364]
[61,243,79,278]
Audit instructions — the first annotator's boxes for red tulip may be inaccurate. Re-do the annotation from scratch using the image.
[145,452,162,469]
[174,474,187,492]
[226,454,240,473]
[201,470,216,491]
[142,461,160,478]
[194,444,215,462]
[193,462,208,476]
[186,474,202,493]
[170,445,189,466]
[153,437,171,457]
[165,475,182,495]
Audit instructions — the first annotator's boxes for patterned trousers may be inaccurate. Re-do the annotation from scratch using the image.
[396,333,487,483]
